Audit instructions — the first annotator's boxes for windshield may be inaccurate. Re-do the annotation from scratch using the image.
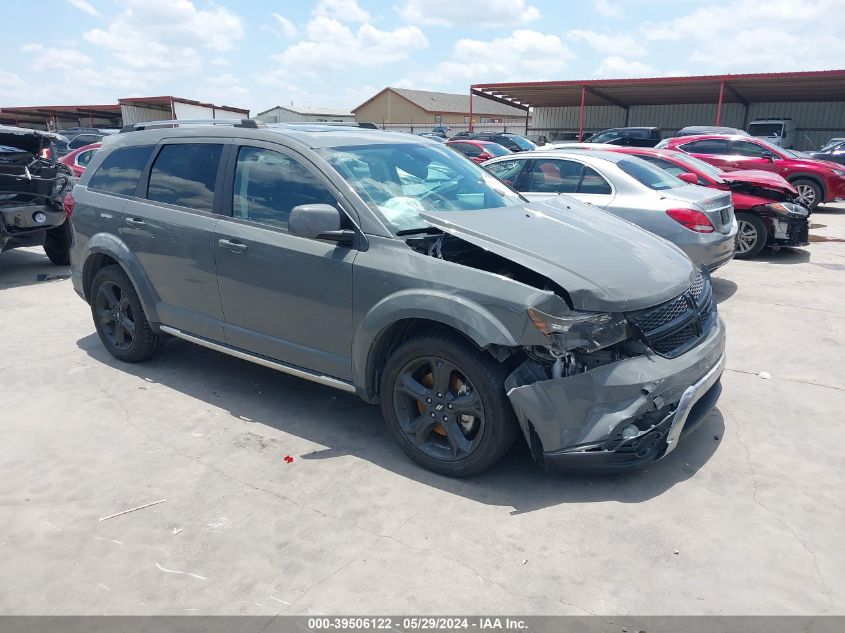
[748,122,784,137]
[669,152,724,179]
[506,135,536,151]
[617,157,684,190]
[820,139,845,152]
[484,143,511,157]
[320,143,526,232]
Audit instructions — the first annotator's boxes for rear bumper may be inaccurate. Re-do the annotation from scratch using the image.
[506,317,726,473]
[678,222,737,271]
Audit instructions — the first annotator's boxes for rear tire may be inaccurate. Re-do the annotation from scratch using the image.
[791,179,822,210]
[90,265,162,363]
[380,333,518,477]
[43,223,71,265]
[734,213,768,259]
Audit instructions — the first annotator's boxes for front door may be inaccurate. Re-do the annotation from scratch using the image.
[214,143,356,380]
[518,157,615,207]
[119,140,227,340]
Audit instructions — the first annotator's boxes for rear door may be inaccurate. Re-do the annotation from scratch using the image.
[214,141,356,380]
[119,139,227,340]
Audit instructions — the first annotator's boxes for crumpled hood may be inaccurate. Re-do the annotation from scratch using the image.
[0,125,53,156]
[720,169,797,194]
[419,198,696,312]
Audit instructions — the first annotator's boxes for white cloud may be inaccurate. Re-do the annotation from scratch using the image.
[593,0,623,18]
[642,0,845,72]
[20,44,93,71]
[0,70,27,97]
[567,30,647,57]
[272,13,298,38]
[270,16,427,76]
[594,56,656,78]
[398,0,540,28]
[403,29,574,87]
[314,0,371,23]
[84,0,244,73]
[67,0,100,17]
[195,73,252,106]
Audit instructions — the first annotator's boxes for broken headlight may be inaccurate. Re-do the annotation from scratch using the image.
[768,202,808,219]
[527,307,630,352]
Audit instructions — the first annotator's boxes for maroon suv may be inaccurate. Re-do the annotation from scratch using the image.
[662,134,845,209]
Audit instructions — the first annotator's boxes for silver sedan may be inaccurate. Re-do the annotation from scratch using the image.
[483,149,738,271]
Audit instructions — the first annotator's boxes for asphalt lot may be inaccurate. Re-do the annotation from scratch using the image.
[1,206,843,616]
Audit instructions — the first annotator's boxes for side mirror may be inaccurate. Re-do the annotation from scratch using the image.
[288,204,354,245]
[677,172,699,185]
[477,152,492,160]
[763,153,776,162]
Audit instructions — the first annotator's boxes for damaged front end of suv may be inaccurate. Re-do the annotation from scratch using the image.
[0,125,74,263]
[408,201,726,472]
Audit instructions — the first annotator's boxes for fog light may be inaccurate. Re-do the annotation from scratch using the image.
[33,211,47,224]
[622,424,639,439]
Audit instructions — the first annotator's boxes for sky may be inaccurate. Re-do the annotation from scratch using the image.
[1,0,844,114]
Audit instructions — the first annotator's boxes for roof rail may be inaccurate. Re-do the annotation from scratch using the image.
[267,121,380,130]
[120,118,264,133]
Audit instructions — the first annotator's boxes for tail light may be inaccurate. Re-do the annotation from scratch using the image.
[665,208,714,233]
[63,191,75,218]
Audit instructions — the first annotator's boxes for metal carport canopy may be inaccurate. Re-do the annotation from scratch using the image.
[472,70,845,108]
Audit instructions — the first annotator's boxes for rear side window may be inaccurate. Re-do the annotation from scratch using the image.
[147,143,223,210]
[578,167,612,194]
[88,145,154,195]
[680,139,728,154]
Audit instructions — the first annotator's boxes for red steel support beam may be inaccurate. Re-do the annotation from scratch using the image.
[578,86,586,141]
[468,87,473,132]
[716,80,725,125]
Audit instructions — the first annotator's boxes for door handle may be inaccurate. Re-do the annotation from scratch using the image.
[218,238,248,253]
[125,217,146,228]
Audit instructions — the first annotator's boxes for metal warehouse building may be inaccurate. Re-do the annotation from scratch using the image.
[471,70,845,150]
[255,105,355,124]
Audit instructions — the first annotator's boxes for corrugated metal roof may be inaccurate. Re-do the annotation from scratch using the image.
[353,88,529,117]
[256,105,354,117]
[117,96,249,114]
[474,70,845,108]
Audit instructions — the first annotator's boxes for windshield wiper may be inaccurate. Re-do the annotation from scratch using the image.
[396,226,444,236]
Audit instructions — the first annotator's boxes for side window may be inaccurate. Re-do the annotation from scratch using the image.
[77,149,96,167]
[232,146,337,230]
[638,155,696,180]
[577,167,612,194]
[69,134,99,149]
[525,158,583,193]
[147,143,223,210]
[87,145,154,195]
[680,139,728,154]
[732,141,769,157]
[484,159,526,187]
[459,143,482,158]
[494,136,518,150]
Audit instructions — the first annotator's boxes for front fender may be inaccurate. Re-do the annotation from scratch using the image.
[351,289,523,398]
[79,232,161,324]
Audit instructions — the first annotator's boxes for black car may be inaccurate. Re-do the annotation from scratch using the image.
[585,127,661,147]
[450,132,536,152]
[806,138,845,166]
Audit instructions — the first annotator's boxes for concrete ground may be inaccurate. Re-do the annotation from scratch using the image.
[1,206,843,616]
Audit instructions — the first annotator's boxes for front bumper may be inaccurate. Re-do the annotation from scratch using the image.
[0,203,66,252]
[770,215,809,247]
[506,317,726,472]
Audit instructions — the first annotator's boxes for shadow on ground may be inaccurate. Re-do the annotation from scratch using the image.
[78,332,724,514]
[710,276,738,304]
[0,247,69,290]
[752,247,811,265]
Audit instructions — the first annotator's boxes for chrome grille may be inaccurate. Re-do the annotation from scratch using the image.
[627,270,716,358]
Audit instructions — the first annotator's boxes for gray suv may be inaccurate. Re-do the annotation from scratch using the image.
[69,121,726,477]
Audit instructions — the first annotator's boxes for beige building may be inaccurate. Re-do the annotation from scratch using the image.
[353,87,530,126]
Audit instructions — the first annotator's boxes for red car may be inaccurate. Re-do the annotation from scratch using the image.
[58,142,101,178]
[661,134,845,210]
[607,147,809,258]
[445,139,511,163]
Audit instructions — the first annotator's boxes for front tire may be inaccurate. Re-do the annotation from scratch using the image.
[735,213,768,259]
[380,333,518,477]
[792,179,822,210]
[90,265,161,363]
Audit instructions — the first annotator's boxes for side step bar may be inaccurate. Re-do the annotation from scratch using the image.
[159,325,356,394]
